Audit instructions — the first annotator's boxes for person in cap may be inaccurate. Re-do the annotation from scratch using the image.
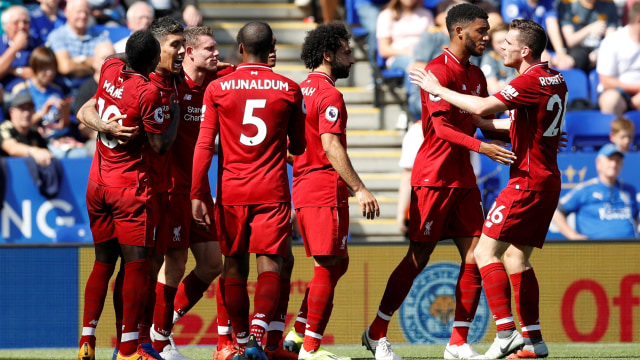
[552,143,639,240]
[0,90,54,166]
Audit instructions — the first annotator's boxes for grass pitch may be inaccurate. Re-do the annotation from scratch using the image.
[0,343,639,359]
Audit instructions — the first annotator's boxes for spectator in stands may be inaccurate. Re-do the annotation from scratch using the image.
[14,46,89,158]
[558,0,618,73]
[434,0,503,30]
[355,0,389,64]
[501,0,574,69]
[480,22,518,94]
[0,90,54,166]
[610,116,635,153]
[46,0,111,97]
[113,1,154,52]
[552,144,639,240]
[0,5,42,93]
[30,0,66,44]
[124,0,201,26]
[376,0,434,89]
[87,0,126,25]
[596,1,640,116]
[377,0,434,126]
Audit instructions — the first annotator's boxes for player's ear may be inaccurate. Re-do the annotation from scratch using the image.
[521,46,530,58]
[454,25,464,39]
[323,50,333,64]
[238,43,245,55]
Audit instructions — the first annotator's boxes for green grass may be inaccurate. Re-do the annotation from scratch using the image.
[1,343,640,359]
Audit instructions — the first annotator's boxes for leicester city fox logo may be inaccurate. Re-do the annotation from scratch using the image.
[399,262,490,344]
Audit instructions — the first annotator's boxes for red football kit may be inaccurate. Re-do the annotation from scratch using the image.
[192,63,306,256]
[483,62,567,247]
[86,58,166,246]
[167,72,218,248]
[409,49,486,242]
[293,71,350,256]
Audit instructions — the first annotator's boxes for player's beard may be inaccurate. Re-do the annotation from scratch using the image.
[465,35,484,58]
[331,59,350,79]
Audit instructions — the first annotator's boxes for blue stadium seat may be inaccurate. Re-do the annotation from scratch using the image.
[344,0,368,37]
[54,224,93,243]
[564,110,615,151]
[561,68,590,105]
[588,69,600,105]
[91,25,131,44]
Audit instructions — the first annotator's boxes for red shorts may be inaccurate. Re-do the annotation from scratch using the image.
[482,187,560,249]
[296,207,349,257]
[215,202,291,257]
[86,179,155,247]
[151,191,171,255]
[408,186,484,242]
[167,193,217,249]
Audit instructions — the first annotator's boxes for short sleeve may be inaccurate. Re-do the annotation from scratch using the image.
[317,90,346,136]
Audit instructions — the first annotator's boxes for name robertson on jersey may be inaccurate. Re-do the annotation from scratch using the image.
[219,79,289,91]
[538,74,564,86]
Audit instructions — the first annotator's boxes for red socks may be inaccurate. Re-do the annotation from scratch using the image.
[450,263,482,346]
[152,282,177,351]
[293,285,310,336]
[225,277,250,347]
[250,271,280,344]
[120,259,150,355]
[175,270,210,318]
[80,261,116,347]
[480,262,515,332]
[369,257,421,340]
[216,277,234,347]
[511,269,541,339]
[266,274,291,348]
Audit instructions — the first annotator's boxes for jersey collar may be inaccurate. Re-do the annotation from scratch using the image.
[308,71,335,86]
[522,61,549,75]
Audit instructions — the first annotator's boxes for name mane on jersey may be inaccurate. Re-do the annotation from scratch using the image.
[301,87,315,97]
[219,79,289,91]
[102,79,123,99]
[184,105,202,122]
[538,73,565,87]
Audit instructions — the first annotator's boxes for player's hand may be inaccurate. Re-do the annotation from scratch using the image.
[558,131,568,153]
[103,114,139,144]
[409,68,441,95]
[191,198,211,227]
[479,141,516,165]
[356,188,380,220]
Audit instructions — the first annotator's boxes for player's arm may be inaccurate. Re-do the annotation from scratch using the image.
[148,94,180,155]
[410,68,508,116]
[552,208,588,240]
[191,90,219,226]
[288,89,307,156]
[321,133,380,219]
[76,98,138,143]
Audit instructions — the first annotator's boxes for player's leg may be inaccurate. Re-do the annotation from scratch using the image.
[214,275,237,360]
[284,283,309,353]
[79,239,120,360]
[443,189,485,360]
[503,245,548,359]
[365,187,451,360]
[265,240,298,360]
[445,236,483,360]
[224,253,252,356]
[475,234,522,359]
[80,180,119,360]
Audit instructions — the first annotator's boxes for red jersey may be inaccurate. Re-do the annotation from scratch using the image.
[191,63,306,205]
[169,72,216,195]
[148,71,178,193]
[492,62,566,191]
[293,72,350,208]
[89,58,165,188]
[412,49,487,188]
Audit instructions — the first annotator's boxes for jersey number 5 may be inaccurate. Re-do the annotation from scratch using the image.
[97,97,123,149]
[240,99,267,146]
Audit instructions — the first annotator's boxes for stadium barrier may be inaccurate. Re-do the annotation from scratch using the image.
[0,242,638,349]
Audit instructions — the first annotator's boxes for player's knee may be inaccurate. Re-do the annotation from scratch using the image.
[195,258,223,282]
